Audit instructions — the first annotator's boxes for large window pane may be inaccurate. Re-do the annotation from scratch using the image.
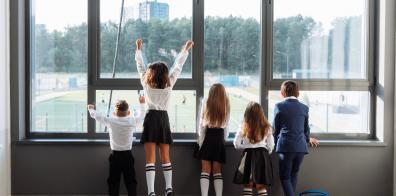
[95,90,196,133]
[100,0,192,78]
[204,0,261,132]
[268,91,370,133]
[273,0,367,79]
[31,0,88,132]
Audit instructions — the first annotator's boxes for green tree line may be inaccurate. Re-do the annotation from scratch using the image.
[34,15,360,76]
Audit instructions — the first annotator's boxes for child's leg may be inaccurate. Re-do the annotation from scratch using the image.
[159,143,173,195]
[290,153,305,192]
[144,143,157,196]
[107,153,122,196]
[200,160,211,196]
[256,184,268,196]
[278,153,295,196]
[123,152,137,196]
[212,161,223,196]
[243,183,254,196]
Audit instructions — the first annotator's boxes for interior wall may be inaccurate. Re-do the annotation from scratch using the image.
[9,0,396,196]
[0,0,10,195]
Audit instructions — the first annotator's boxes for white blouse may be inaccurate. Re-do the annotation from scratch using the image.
[88,104,145,151]
[197,98,230,147]
[135,49,189,111]
[233,128,275,154]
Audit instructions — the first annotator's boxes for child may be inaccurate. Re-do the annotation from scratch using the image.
[135,38,193,196]
[233,102,274,196]
[87,96,146,196]
[196,83,230,196]
[273,80,319,196]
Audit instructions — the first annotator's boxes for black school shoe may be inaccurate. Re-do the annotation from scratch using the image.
[165,188,173,196]
[148,192,156,196]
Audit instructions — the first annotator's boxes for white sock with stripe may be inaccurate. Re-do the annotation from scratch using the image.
[243,188,253,196]
[162,163,173,194]
[213,173,223,196]
[145,163,156,196]
[258,188,268,196]
[200,172,210,196]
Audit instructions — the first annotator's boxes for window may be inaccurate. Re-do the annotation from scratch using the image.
[272,0,368,79]
[26,0,375,140]
[268,91,370,134]
[100,0,192,78]
[204,0,261,132]
[30,0,88,133]
[95,90,196,133]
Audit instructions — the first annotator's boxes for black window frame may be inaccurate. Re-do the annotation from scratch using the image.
[25,0,377,141]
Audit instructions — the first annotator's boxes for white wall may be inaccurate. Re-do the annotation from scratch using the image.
[0,0,10,195]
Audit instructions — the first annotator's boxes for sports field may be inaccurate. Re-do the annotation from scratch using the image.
[32,87,260,133]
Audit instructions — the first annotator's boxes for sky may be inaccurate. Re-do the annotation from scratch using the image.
[34,0,366,31]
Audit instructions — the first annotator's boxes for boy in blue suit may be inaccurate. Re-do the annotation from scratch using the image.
[273,80,319,196]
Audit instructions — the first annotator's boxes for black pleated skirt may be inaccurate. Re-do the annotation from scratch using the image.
[140,110,173,144]
[233,147,273,185]
[195,127,226,164]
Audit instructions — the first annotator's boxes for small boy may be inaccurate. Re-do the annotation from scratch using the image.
[88,96,145,196]
[273,80,319,196]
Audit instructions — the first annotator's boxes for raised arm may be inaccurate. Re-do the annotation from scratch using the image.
[134,95,146,126]
[169,40,193,86]
[233,129,244,149]
[135,39,146,85]
[87,104,111,126]
[273,103,281,145]
[197,98,206,147]
[266,128,275,154]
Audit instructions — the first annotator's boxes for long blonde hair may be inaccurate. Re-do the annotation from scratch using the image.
[242,102,271,144]
[203,83,230,127]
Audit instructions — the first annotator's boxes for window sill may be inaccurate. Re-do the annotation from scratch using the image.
[16,138,387,147]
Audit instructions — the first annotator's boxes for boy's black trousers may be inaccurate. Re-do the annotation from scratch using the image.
[108,150,137,196]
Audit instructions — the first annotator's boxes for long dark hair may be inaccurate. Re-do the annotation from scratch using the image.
[144,61,171,89]
[242,102,271,144]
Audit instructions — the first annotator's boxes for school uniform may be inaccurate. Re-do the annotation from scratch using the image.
[233,129,275,186]
[136,49,189,196]
[135,49,189,144]
[273,96,310,196]
[195,98,229,164]
[88,104,145,196]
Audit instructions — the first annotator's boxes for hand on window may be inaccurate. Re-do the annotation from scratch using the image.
[309,137,319,147]
[139,95,145,104]
[87,104,95,110]
[136,39,143,50]
[183,40,194,51]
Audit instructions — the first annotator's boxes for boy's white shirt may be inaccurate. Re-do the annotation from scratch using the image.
[197,98,230,147]
[88,104,145,151]
[135,49,189,111]
[233,127,275,154]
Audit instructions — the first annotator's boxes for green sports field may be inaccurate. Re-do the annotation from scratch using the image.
[32,88,261,133]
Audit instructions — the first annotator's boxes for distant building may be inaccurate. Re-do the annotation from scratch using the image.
[139,0,169,22]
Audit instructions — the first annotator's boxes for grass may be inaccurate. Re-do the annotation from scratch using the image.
[32,89,255,133]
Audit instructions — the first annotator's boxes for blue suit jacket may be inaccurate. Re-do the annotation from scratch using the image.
[273,98,310,153]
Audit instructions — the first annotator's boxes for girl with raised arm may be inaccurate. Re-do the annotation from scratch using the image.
[135,39,193,196]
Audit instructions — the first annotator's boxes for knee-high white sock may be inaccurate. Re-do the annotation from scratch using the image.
[200,172,210,196]
[258,188,268,196]
[213,173,223,196]
[162,163,173,192]
[145,163,156,195]
[243,188,253,196]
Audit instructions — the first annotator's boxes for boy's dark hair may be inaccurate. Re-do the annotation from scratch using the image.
[145,61,171,89]
[281,80,299,97]
[115,100,129,117]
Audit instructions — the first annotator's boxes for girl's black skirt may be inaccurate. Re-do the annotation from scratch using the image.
[195,127,226,164]
[233,147,273,185]
[140,110,173,144]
